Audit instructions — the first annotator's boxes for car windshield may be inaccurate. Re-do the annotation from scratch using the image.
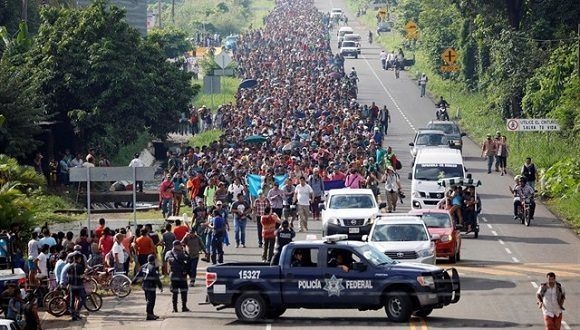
[416,134,448,146]
[329,194,375,209]
[420,213,451,228]
[371,223,429,242]
[358,244,396,266]
[342,41,356,47]
[414,163,464,181]
[427,123,460,135]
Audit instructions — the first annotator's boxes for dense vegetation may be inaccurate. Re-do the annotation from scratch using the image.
[351,0,579,226]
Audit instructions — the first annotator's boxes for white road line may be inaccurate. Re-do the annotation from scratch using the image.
[505,248,512,254]
[491,230,498,236]
[562,321,571,330]
[486,223,493,229]
[498,239,505,245]
[531,281,538,289]
[363,56,416,132]
[266,324,272,330]
[512,257,519,263]
[482,216,488,222]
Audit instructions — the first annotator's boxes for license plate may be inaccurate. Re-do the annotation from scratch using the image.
[349,227,360,234]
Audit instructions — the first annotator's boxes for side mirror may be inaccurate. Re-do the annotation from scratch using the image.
[408,173,412,180]
[461,132,467,137]
[378,202,387,209]
[431,234,441,241]
[352,261,367,272]
[361,234,368,242]
[318,202,325,210]
[409,142,414,146]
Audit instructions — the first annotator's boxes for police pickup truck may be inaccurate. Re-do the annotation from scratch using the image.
[205,235,460,322]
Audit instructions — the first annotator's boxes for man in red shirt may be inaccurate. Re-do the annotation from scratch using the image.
[135,228,156,267]
[173,219,189,241]
[95,218,106,240]
[159,174,174,219]
[261,206,281,263]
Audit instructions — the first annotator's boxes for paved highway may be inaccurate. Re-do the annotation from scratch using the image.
[41,1,578,329]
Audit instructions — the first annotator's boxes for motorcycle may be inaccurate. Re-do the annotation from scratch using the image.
[436,106,450,121]
[516,197,533,226]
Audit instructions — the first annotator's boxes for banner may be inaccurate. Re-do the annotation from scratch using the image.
[246,174,289,197]
[324,179,345,190]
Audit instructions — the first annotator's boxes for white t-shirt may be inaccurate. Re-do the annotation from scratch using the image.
[294,184,313,206]
[112,242,126,264]
[36,252,48,278]
[27,239,39,260]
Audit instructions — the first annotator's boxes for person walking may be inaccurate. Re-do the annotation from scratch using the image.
[231,193,250,248]
[378,105,391,135]
[266,182,285,219]
[141,254,163,320]
[481,134,497,174]
[537,272,565,330]
[181,228,204,286]
[294,176,313,233]
[496,135,508,176]
[383,166,402,212]
[209,209,226,265]
[66,253,86,321]
[128,153,145,193]
[164,241,190,313]
[159,174,174,219]
[308,168,325,221]
[261,207,281,263]
[418,73,428,97]
[252,190,270,248]
[270,220,295,265]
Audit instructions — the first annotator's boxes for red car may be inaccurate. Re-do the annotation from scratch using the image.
[408,209,462,263]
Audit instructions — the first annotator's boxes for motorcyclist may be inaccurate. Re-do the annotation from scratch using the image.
[436,96,450,120]
[509,176,536,220]
[348,67,359,81]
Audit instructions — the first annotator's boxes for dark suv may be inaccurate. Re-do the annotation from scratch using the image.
[426,121,467,151]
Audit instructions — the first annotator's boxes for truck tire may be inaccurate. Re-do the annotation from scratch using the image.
[266,307,286,319]
[235,292,266,322]
[384,292,413,322]
[414,307,433,317]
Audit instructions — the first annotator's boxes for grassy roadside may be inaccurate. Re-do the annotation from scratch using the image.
[347,2,580,231]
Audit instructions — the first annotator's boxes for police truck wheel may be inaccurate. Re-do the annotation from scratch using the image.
[235,292,266,322]
[384,292,413,322]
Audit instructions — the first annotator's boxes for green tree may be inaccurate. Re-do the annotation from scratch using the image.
[147,26,191,58]
[23,0,193,156]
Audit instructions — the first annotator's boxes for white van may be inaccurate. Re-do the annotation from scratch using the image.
[408,148,466,209]
[337,26,354,46]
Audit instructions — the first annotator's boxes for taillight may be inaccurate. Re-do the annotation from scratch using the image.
[206,272,217,288]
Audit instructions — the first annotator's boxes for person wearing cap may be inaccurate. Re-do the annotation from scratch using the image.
[481,134,497,174]
[209,209,227,265]
[383,166,402,212]
[267,181,285,219]
[139,254,163,320]
[270,220,295,266]
[66,253,87,321]
[111,233,126,273]
[307,168,325,221]
[129,153,145,193]
[164,240,190,313]
[493,131,503,172]
[181,226,204,286]
[418,73,428,97]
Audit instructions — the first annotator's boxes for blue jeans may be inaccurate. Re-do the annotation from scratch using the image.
[211,235,224,264]
[69,287,86,317]
[188,257,199,284]
[234,218,247,246]
[161,198,172,218]
[420,85,426,97]
[486,156,494,173]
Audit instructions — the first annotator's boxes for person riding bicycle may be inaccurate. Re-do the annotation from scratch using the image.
[510,176,536,220]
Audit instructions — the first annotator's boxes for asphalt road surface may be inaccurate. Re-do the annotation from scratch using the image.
[41,1,578,329]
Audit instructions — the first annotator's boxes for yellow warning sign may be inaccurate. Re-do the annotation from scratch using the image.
[441,47,458,64]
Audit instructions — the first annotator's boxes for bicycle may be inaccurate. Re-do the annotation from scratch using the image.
[85,264,132,298]
[46,290,103,317]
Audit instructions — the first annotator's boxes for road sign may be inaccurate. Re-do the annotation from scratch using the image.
[69,167,155,182]
[215,52,232,69]
[405,21,418,40]
[440,65,460,72]
[378,8,388,19]
[441,47,458,64]
[203,76,221,94]
[506,118,560,132]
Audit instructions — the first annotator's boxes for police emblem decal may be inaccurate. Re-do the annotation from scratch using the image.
[323,275,345,296]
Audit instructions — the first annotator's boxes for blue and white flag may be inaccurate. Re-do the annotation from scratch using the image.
[246,174,289,197]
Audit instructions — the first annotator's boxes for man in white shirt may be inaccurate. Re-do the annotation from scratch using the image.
[111,233,126,272]
[379,50,387,70]
[129,153,145,192]
[27,232,40,284]
[293,176,313,233]
[537,272,565,330]
[34,244,49,280]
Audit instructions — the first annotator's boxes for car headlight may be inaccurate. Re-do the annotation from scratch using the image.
[326,218,340,225]
[440,234,451,242]
[416,275,435,288]
[418,247,434,258]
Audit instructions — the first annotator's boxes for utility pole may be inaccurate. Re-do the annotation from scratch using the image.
[157,0,162,28]
[577,23,579,78]
[172,0,175,24]
[21,0,28,22]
